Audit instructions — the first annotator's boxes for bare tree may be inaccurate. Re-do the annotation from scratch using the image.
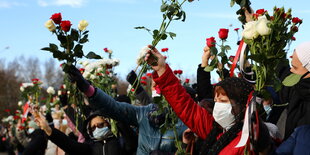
[43,58,64,89]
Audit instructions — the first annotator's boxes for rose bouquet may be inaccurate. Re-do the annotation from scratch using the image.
[20,79,43,105]
[42,13,101,72]
[241,7,302,96]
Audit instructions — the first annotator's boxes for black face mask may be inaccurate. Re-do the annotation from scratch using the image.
[147,107,167,128]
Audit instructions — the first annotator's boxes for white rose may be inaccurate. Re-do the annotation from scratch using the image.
[58,90,62,96]
[62,84,66,89]
[242,21,259,40]
[96,67,103,73]
[256,16,271,36]
[137,46,150,65]
[67,91,70,95]
[20,86,25,92]
[18,101,23,106]
[83,71,91,78]
[90,74,97,80]
[45,20,56,32]
[47,86,55,94]
[78,20,89,31]
[82,61,89,67]
[108,50,113,54]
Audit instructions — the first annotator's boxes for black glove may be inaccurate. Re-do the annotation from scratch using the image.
[67,65,90,93]
[252,113,273,153]
[126,70,143,94]
[59,94,68,107]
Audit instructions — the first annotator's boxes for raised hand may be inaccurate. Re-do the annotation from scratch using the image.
[144,45,166,76]
[202,46,211,67]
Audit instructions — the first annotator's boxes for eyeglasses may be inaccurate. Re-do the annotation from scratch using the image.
[90,122,108,132]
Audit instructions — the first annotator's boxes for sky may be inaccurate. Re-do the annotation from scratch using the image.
[1,0,309,83]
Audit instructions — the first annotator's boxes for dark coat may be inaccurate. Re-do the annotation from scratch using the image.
[275,125,310,154]
[48,127,123,155]
[23,129,48,155]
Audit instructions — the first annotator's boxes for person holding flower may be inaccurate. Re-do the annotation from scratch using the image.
[144,45,272,154]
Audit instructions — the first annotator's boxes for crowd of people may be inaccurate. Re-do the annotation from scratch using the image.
[0,40,310,155]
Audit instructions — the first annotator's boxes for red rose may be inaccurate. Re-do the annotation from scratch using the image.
[229,56,235,62]
[178,70,183,74]
[218,28,229,40]
[206,37,216,47]
[131,88,135,92]
[105,70,110,75]
[161,48,169,52]
[292,36,296,41]
[96,73,103,76]
[234,28,240,31]
[15,110,20,114]
[18,126,25,130]
[106,64,112,69]
[140,81,147,85]
[103,48,108,52]
[13,115,20,120]
[146,73,152,77]
[60,20,72,32]
[50,13,62,24]
[79,68,85,73]
[292,17,302,24]
[281,13,287,19]
[173,70,179,74]
[31,78,39,82]
[141,76,147,80]
[185,79,190,83]
[291,26,298,32]
[256,9,266,15]
[163,56,167,59]
[253,13,259,19]
[4,109,10,113]
[270,16,274,21]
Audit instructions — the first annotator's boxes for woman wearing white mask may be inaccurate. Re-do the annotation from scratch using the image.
[145,45,271,154]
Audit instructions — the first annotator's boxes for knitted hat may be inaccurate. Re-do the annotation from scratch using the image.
[295,41,310,71]
[216,77,253,105]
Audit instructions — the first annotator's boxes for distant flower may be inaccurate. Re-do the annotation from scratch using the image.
[185,79,190,83]
[292,17,302,24]
[141,81,147,85]
[18,101,23,106]
[291,26,298,32]
[292,36,296,41]
[146,73,152,77]
[161,48,169,52]
[234,28,240,31]
[178,70,183,74]
[4,109,10,113]
[141,76,147,80]
[47,86,55,95]
[79,68,85,73]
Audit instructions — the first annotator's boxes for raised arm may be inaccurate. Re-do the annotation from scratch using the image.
[145,45,214,139]
[197,46,213,101]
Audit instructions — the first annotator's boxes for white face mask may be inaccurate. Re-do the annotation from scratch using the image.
[62,119,68,125]
[53,119,60,127]
[212,102,235,130]
[28,128,35,134]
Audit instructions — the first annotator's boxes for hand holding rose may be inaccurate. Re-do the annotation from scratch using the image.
[202,46,211,67]
[144,45,166,76]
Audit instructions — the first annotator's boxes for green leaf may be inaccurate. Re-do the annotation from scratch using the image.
[71,29,79,41]
[282,73,302,87]
[82,30,89,35]
[57,34,67,45]
[161,33,168,40]
[41,47,51,51]
[153,29,159,39]
[85,52,102,59]
[204,66,215,72]
[218,52,226,57]
[73,44,83,58]
[182,11,186,22]
[210,47,218,55]
[230,0,235,7]
[160,4,168,12]
[79,34,88,44]
[167,32,176,39]
[224,45,231,51]
[49,43,58,51]
[134,26,151,32]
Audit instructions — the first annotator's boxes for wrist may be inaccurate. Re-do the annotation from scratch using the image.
[201,59,209,67]
[157,64,167,77]
[44,126,52,136]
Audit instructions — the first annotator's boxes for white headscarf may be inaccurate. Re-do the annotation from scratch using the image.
[296,41,310,71]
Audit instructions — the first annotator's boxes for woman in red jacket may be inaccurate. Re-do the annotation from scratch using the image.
[144,45,266,154]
